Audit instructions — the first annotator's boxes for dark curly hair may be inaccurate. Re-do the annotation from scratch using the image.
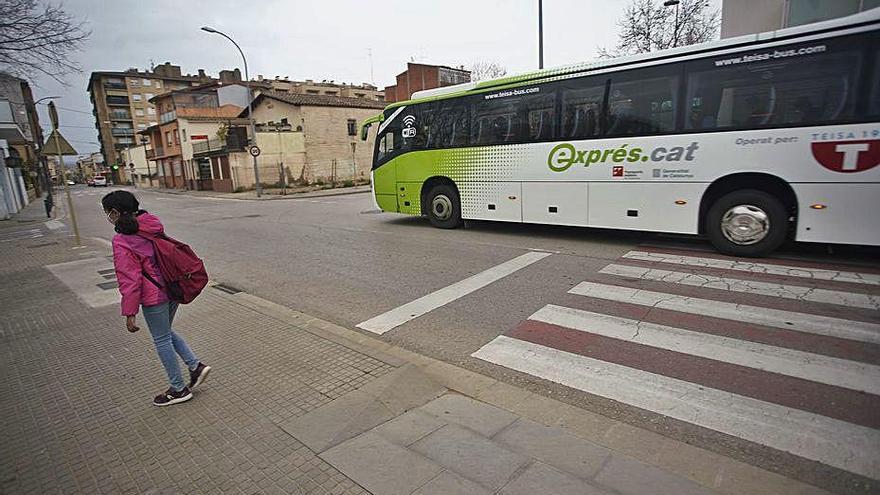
[101,190,142,235]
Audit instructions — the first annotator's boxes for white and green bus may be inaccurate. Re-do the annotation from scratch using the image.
[361,9,880,256]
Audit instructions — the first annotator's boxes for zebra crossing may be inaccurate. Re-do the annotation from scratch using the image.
[472,247,880,480]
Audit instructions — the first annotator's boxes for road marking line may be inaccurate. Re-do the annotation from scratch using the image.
[356,251,552,334]
[472,335,880,479]
[568,281,880,345]
[531,304,880,394]
[624,250,880,286]
[600,264,880,310]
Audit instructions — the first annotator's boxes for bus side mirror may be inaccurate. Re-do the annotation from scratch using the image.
[360,123,371,141]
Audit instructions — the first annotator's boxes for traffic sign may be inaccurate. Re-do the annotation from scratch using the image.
[249,145,261,157]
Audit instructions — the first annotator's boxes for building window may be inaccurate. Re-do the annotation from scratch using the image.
[137,123,147,130]
[355,93,365,98]
[306,89,319,94]
[347,119,357,136]
[129,79,140,87]
[166,131,172,146]
[147,107,155,116]
[143,79,152,86]
[135,109,145,117]
[174,129,180,145]
[154,80,161,88]
[132,94,142,101]
[181,129,187,141]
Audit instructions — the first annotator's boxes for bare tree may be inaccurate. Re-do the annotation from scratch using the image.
[468,61,507,81]
[0,0,90,85]
[598,0,719,58]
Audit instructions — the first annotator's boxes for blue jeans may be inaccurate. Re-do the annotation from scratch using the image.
[142,302,199,391]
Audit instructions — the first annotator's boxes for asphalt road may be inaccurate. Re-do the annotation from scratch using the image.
[64,185,880,494]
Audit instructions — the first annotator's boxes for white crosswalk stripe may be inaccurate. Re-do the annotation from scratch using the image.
[600,263,880,310]
[623,250,880,286]
[568,281,880,344]
[531,304,880,394]
[473,336,880,479]
[473,249,880,479]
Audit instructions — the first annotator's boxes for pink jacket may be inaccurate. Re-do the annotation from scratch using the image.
[112,212,169,316]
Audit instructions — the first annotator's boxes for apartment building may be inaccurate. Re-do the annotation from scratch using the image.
[384,63,471,103]
[250,76,384,102]
[721,0,879,38]
[87,62,229,183]
[142,85,248,190]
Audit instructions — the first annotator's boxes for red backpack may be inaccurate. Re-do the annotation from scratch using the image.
[138,232,208,304]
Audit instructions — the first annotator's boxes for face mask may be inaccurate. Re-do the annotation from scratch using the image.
[106,210,118,225]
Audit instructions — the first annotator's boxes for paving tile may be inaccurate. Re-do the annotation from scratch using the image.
[372,409,447,446]
[321,432,443,495]
[418,394,518,437]
[411,424,530,491]
[413,470,490,495]
[495,418,611,479]
[595,455,716,495]
[501,461,611,495]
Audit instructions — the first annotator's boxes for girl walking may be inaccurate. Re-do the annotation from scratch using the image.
[102,190,211,406]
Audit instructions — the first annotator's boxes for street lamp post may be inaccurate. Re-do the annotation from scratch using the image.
[664,0,681,48]
[34,96,60,215]
[538,0,544,69]
[201,26,262,197]
[141,136,152,187]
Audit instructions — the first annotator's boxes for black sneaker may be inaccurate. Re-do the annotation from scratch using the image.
[188,362,212,389]
[153,387,193,406]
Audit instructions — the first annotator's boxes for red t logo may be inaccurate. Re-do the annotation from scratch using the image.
[612,166,624,177]
[811,139,880,173]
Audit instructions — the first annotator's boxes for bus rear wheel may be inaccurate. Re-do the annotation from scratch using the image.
[705,189,788,257]
[426,184,462,229]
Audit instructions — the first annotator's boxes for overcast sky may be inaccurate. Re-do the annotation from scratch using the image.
[34,0,722,156]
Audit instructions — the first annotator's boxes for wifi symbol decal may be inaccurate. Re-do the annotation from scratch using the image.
[402,115,416,127]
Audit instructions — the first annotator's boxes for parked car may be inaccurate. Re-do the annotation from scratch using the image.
[87,178,95,187]
[93,176,108,187]
[66,179,75,185]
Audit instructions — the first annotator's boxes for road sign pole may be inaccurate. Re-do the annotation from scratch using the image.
[55,132,80,246]
[48,101,81,246]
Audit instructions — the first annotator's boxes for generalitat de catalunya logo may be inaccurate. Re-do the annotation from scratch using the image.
[811,139,880,173]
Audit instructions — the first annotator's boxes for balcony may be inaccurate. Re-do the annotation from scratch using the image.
[104,79,127,90]
[192,135,247,156]
[109,110,132,120]
[145,146,165,160]
[106,95,130,106]
[111,128,135,137]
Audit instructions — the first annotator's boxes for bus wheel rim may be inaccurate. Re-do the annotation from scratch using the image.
[432,195,453,221]
[720,204,770,246]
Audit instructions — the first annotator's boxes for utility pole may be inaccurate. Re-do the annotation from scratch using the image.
[140,135,152,187]
[201,26,262,197]
[47,101,80,246]
[538,0,544,69]
[664,0,681,48]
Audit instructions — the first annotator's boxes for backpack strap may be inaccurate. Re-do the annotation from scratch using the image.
[134,231,167,291]
[142,268,165,290]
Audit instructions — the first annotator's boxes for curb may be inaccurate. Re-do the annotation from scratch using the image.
[141,186,371,202]
[212,287,829,495]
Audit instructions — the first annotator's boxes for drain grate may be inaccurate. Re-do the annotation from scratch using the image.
[26,241,59,248]
[96,281,119,290]
[97,268,116,275]
[213,283,243,295]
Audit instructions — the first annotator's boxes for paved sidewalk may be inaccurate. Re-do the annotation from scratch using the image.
[0,201,831,494]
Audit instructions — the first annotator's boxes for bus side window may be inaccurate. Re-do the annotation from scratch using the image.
[524,93,557,141]
[869,51,880,117]
[607,73,678,137]
[433,101,469,148]
[471,97,522,146]
[561,82,604,140]
[686,41,863,130]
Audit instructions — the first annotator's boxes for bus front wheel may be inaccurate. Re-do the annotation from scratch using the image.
[705,189,788,257]
[426,184,462,229]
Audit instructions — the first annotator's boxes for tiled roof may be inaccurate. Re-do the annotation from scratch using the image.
[250,90,386,113]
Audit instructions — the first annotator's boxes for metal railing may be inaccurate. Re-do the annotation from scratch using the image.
[192,136,247,155]
[145,146,164,159]
[111,128,135,137]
